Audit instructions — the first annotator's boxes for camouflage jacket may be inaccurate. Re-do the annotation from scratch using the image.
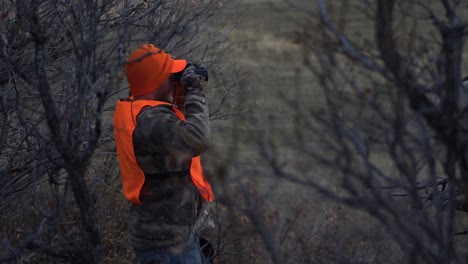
[128,89,210,250]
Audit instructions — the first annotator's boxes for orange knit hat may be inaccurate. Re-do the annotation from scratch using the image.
[126,44,187,96]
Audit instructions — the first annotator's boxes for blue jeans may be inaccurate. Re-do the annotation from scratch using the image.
[134,235,205,264]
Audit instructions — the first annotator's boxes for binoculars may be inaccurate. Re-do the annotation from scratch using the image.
[173,62,208,81]
[173,62,208,111]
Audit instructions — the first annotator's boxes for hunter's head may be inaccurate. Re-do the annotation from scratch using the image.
[126,44,186,102]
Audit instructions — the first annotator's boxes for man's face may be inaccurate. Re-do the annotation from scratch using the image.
[159,74,176,103]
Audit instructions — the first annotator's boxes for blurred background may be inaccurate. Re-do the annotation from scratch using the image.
[1,0,468,263]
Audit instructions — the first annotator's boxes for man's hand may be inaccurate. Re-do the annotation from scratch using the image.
[181,65,206,92]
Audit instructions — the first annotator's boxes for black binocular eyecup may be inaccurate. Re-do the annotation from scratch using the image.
[173,62,208,81]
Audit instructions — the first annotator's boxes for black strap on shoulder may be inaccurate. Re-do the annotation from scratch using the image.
[119,98,131,102]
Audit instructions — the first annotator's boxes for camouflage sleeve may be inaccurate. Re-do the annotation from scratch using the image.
[134,90,210,162]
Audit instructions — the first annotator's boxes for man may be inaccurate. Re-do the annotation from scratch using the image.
[113,44,214,264]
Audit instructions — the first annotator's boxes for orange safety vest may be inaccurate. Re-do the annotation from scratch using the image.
[113,99,214,205]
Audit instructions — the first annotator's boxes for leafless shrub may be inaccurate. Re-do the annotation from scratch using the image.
[248,0,468,263]
[0,0,242,262]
